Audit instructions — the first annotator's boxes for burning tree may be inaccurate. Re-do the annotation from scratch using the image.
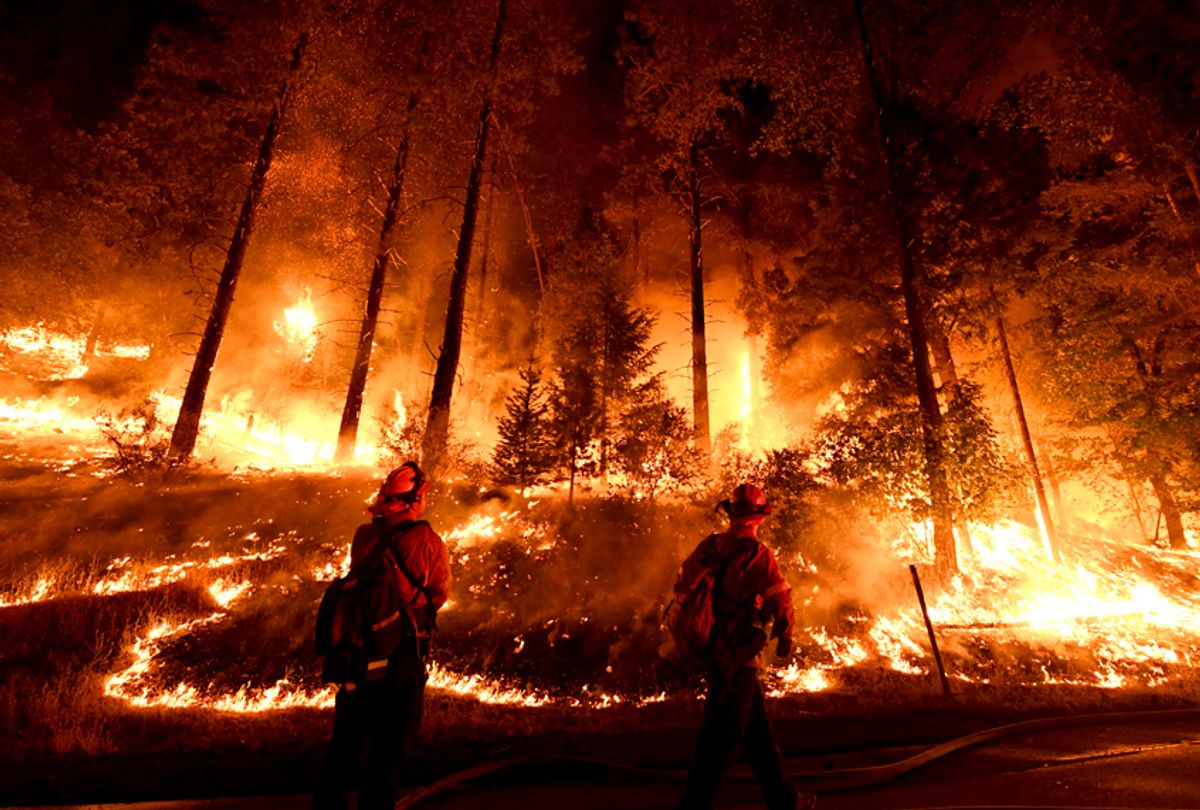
[618,0,755,455]
[167,20,309,460]
[422,0,509,475]
[333,18,431,463]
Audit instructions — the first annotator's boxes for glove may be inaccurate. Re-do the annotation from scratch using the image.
[774,635,793,659]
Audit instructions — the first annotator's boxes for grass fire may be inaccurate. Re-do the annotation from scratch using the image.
[2,0,1200,807]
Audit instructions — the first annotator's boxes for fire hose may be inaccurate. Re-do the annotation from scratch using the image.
[394,707,1200,809]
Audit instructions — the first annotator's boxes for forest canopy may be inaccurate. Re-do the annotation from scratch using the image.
[0,0,1198,570]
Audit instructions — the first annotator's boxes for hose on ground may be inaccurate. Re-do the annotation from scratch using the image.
[394,707,1200,809]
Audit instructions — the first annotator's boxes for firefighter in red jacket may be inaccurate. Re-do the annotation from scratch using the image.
[313,462,451,810]
[679,483,800,810]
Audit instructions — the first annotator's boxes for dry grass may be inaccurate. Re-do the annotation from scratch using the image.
[2,455,1199,803]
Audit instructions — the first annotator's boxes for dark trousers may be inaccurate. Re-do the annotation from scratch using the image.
[680,665,797,810]
[312,649,427,810]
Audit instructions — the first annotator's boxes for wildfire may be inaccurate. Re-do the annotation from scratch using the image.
[1,325,90,379]
[0,324,150,381]
[444,511,520,548]
[274,287,319,362]
[765,519,1200,697]
[739,350,753,428]
[0,576,55,609]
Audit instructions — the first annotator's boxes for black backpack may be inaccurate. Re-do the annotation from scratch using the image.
[314,520,436,684]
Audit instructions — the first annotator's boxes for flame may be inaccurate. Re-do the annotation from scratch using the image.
[739,350,753,428]
[768,519,1200,697]
[0,576,55,608]
[274,288,319,362]
[444,511,519,549]
[0,325,151,380]
[1,325,90,379]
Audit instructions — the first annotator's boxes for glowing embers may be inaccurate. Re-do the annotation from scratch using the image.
[274,287,319,363]
[92,532,292,597]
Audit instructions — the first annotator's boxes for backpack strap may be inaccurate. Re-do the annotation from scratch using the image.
[378,520,440,633]
[710,534,764,619]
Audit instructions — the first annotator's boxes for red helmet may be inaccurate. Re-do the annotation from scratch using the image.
[721,482,771,518]
[368,461,429,518]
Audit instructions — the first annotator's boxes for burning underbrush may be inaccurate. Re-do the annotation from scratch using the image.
[3,385,1200,786]
[3,443,1200,720]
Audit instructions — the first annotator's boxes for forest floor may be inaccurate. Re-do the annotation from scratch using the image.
[2,432,1199,805]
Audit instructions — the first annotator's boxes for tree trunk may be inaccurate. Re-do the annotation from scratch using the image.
[852,0,956,580]
[925,318,974,557]
[335,89,420,463]
[1041,444,1070,536]
[500,136,544,297]
[477,153,497,308]
[996,313,1060,561]
[687,143,711,455]
[1147,470,1187,549]
[170,34,307,460]
[422,0,507,475]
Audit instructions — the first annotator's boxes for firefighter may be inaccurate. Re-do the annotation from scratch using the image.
[678,483,801,810]
[313,461,451,810]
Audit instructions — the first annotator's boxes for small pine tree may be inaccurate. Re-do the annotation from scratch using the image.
[492,365,558,488]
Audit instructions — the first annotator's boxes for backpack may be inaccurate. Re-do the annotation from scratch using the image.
[665,534,754,657]
[314,520,435,684]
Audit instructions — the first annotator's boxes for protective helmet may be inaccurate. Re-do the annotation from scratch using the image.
[368,461,429,517]
[719,482,771,519]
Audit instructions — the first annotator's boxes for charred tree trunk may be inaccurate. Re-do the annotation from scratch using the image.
[687,143,711,455]
[335,89,420,463]
[926,318,974,557]
[1123,334,1187,549]
[1147,462,1188,549]
[477,153,498,308]
[422,0,507,475]
[996,313,1060,561]
[852,0,956,579]
[170,34,306,460]
[500,138,544,298]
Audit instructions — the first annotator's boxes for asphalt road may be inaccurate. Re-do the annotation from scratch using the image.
[15,716,1200,810]
[413,716,1200,809]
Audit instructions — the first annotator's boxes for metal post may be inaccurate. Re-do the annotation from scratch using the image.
[909,564,952,697]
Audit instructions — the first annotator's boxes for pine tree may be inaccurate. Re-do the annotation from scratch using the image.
[492,364,557,488]
[547,272,660,498]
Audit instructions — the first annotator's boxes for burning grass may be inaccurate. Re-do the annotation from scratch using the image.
[3,412,1200,802]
